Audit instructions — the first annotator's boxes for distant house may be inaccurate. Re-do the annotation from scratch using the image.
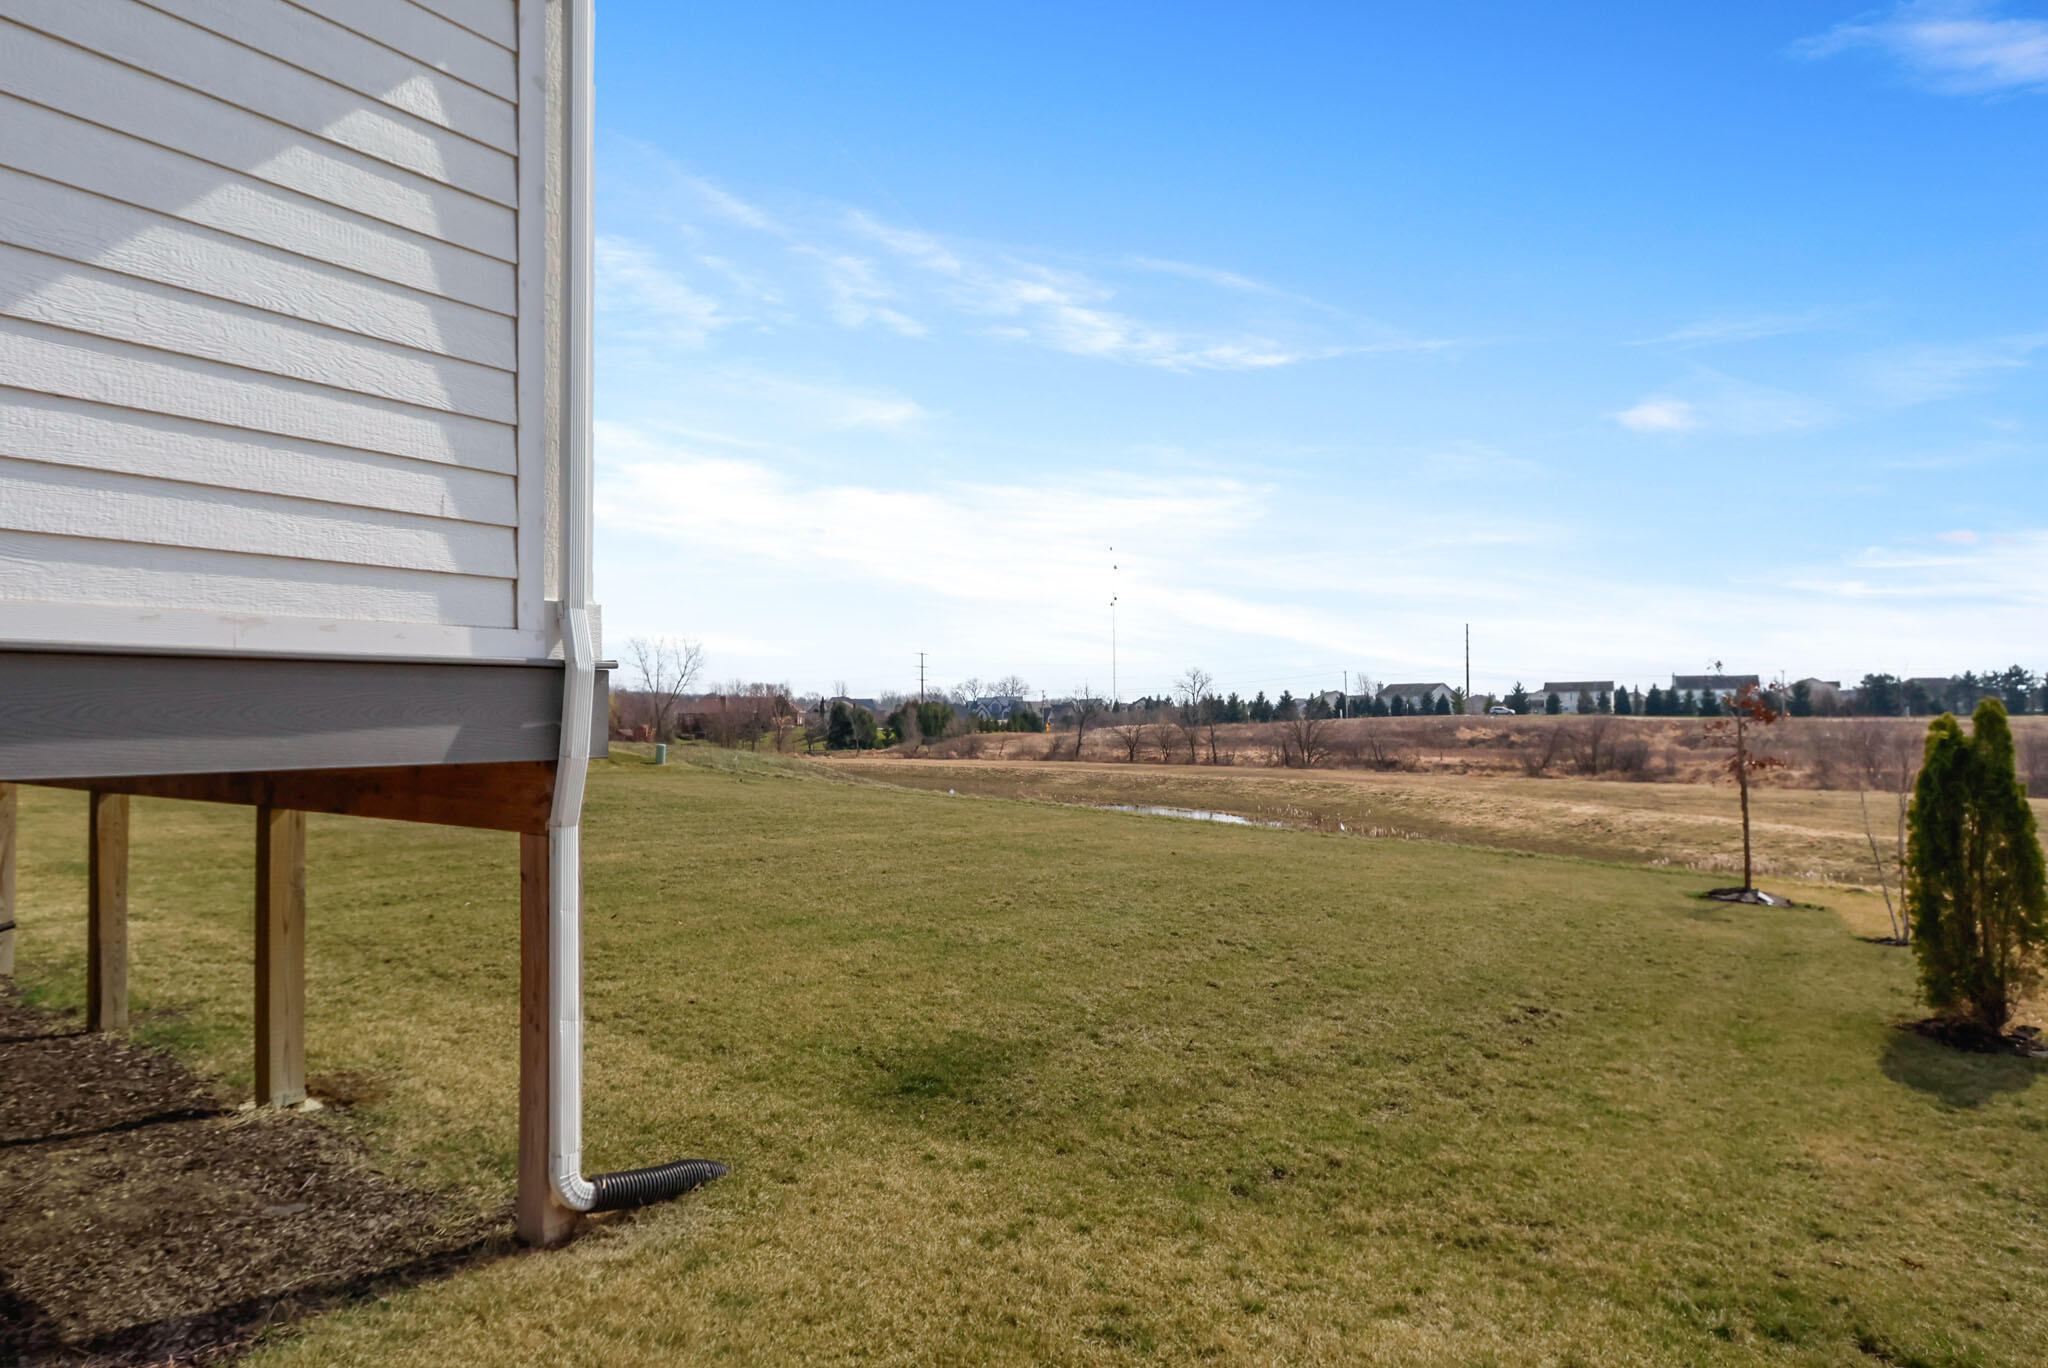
[1793,678,1841,709]
[1309,689,1349,714]
[1040,697,1105,724]
[1672,673,1760,698]
[1540,681,1614,713]
[1902,677,1961,715]
[1379,682,1455,711]
[967,695,1027,722]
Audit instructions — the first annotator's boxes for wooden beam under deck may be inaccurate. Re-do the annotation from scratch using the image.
[36,762,556,835]
[0,784,15,977]
[88,791,128,1032]
[255,805,308,1107]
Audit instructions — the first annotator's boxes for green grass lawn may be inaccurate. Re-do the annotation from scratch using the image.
[10,752,2047,1365]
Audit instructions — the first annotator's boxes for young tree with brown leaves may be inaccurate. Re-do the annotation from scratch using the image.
[1707,683,1785,895]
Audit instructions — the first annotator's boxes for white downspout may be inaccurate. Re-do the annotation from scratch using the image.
[549,0,599,1215]
[544,0,724,1223]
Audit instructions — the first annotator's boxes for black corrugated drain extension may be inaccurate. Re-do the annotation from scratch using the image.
[588,1158,729,1212]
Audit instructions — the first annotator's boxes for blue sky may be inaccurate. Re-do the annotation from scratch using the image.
[590,1,2048,701]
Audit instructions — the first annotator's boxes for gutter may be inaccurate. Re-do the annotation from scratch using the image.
[547,0,724,1217]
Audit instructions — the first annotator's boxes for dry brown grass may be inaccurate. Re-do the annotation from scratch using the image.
[926,715,2048,792]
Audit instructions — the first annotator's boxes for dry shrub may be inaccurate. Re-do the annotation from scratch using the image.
[2020,729,2048,793]
[1518,725,1570,777]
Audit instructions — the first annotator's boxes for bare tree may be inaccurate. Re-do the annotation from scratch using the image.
[626,636,705,742]
[1281,712,1331,768]
[1067,690,1102,760]
[1109,721,1148,762]
[1850,720,1919,942]
[1173,668,1212,764]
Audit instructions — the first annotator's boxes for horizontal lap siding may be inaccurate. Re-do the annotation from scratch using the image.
[0,0,531,642]
[0,531,513,625]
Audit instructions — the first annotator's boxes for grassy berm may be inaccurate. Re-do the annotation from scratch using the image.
[10,751,2047,1366]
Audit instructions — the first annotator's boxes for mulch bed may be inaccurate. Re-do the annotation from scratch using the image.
[1899,1016,2048,1058]
[0,986,511,1366]
[1702,886,1795,907]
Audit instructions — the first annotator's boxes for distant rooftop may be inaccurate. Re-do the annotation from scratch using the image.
[1671,673,1759,691]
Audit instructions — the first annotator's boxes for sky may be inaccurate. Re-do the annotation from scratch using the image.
[589,1,2048,703]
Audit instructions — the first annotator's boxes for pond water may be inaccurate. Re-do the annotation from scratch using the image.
[1099,804,1283,828]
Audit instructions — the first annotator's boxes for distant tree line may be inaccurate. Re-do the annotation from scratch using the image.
[1841,669,2042,718]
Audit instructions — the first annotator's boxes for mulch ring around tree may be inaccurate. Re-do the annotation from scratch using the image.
[1899,1016,2048,1058]
[0,986,512,1366]
[1702,886,1796,907]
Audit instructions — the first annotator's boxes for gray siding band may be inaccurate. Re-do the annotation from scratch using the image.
[0,650,606,780]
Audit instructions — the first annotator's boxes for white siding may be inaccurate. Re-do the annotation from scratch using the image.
[0,0,549,658]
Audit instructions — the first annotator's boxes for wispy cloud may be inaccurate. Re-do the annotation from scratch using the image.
[1794,1,2048,95]
[1854,333,2048,404]
[599,140,1436,375]
[1614,398,1698,433]
[594,417,2048,692]
[791,246,928,336]
[1820,529,2048,604]
[843,211,1398,371]
[705,372,929,432]
[595,235,734,347]
[1634,309,1839,349]
[1614,360,1860,437]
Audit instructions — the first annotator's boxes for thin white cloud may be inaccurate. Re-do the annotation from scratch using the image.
[602,140,1436,373]
[1795,1,2048,94]
[1634,309,1839,348]
[680,173,783,231]
[1614,369,1837,436]
[1614,398,1697,433]
[1123,256,1274,295]
[1854,333,2048,404]
[790,246,928,336]
[1811,529,2048,605]
[843,211,1362,371]
[595,235,732,347]
[704,372,929,432]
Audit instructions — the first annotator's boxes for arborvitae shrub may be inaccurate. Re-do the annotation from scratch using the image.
[1907,699,2048,1036]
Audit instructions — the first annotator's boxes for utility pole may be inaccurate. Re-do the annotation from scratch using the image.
[1342,669,1348,718]
[918,652,927,702]
[1108,545,1119,710]
[1464,624,1470,706]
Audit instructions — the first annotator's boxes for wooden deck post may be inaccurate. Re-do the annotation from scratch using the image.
[87,791,128,1031]
[255,805,307,1106]
[0,784,15,978]
[518,831,579,1246]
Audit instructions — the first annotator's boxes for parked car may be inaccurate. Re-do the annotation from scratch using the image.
[1488,706,1516,715]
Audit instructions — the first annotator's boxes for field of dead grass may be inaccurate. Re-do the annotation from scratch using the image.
[918,715,2048,792]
